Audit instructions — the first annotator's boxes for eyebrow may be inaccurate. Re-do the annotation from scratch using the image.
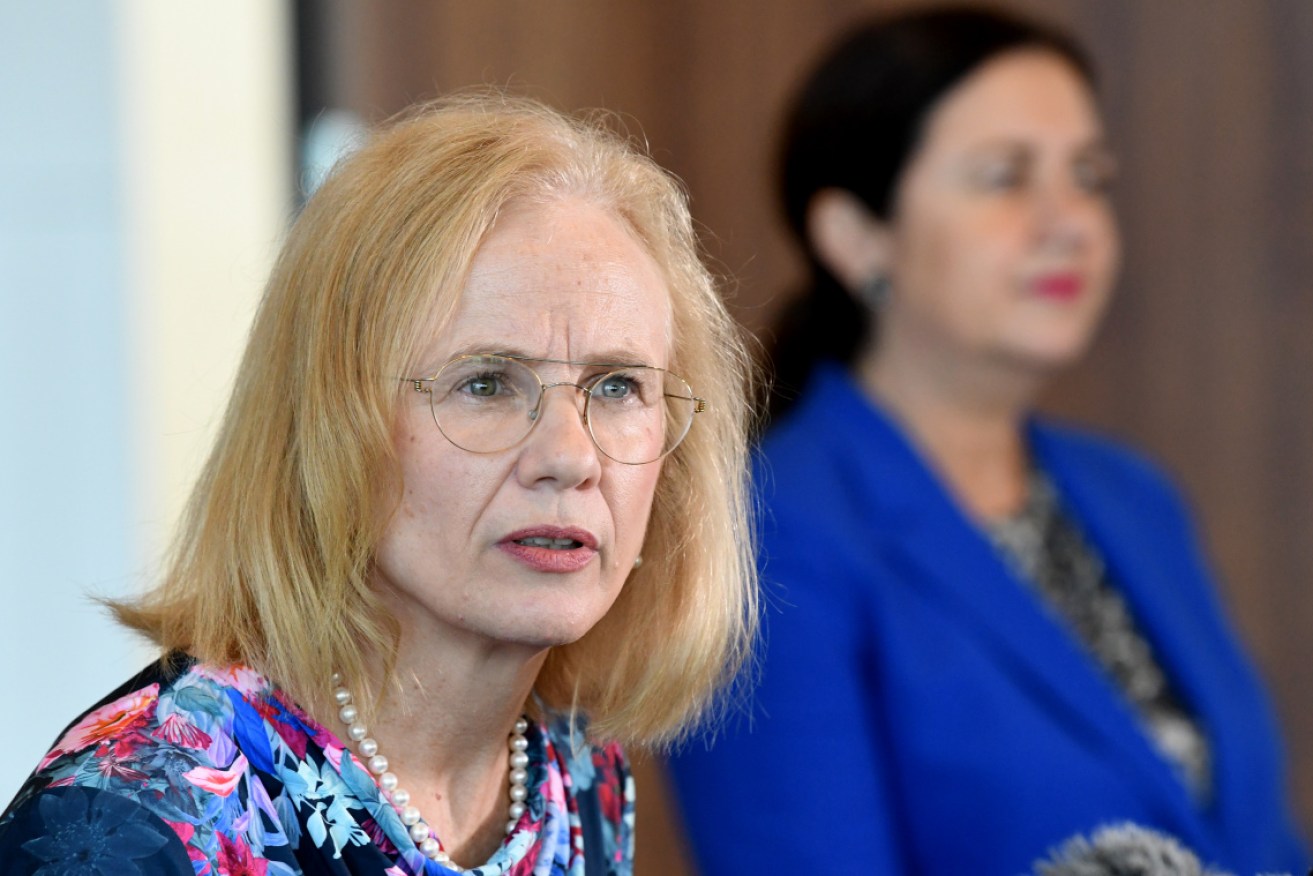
[966,135,1114,155]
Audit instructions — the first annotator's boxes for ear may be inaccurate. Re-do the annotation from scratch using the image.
[805,189,893,291]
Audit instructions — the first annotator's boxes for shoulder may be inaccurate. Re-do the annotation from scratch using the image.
[0,784,195,874]
[1032,420,1187,511]
[15,655,250,785]
[1,656,290,873]
[759,363,859,474]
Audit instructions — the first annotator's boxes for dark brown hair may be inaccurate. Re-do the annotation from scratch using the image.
[771,6,1094,418]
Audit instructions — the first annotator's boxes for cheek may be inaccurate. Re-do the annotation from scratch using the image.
[393,424,503,539]
[1093,210,1122,278]
[606,465,662,545]
[898,193,1005,273]
[897,210,1016,319]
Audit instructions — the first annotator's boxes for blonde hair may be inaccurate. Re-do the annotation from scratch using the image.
[112,93,757,747]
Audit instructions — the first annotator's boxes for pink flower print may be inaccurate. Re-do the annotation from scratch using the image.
[184,753,248,797]
[363,816,398,855]
[217,832,268,876]
[38,684,160,771]
[322,743,344,772]
[258,694,315,761]
[153,712,214,750]
[165,820,212,873]
[165,820,195,845]
[93,742,150,783]
[191,663,266,694]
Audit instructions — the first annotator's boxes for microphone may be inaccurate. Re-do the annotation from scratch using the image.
[1032,823,1272,876]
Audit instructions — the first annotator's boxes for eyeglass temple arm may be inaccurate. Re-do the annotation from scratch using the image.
[665,393,708,413]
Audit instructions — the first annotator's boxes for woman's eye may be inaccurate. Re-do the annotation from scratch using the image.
[461,374,502,398]
[595,374,638,400]
[1074,155,1118,194]
[976,160,1027,191]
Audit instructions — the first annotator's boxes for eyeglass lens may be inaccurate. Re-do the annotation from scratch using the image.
[427,355,696,464]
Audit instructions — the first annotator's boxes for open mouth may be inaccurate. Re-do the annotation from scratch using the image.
[514,536,583,550]
[500,528,598,573]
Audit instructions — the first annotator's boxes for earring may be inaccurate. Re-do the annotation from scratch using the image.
[633,555,644,569]
[857,273,891,310]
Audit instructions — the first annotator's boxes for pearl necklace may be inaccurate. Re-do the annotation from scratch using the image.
[331,674,530,870]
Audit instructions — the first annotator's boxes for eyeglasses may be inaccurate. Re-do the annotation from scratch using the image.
[405,354,707,465]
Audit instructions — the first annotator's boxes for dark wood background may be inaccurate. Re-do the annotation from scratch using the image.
[306,1,1313,869]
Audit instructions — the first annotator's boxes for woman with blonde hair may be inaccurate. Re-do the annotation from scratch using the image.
[0,94,756,875]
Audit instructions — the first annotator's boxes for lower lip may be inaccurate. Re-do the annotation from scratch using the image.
[498,541,597,573]
[1032,275,1084,301]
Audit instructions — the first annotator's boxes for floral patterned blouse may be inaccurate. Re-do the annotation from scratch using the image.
[0,654,634,875]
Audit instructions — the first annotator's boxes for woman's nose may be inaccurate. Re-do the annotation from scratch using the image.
[1038,179,1105,251]
[516,385,602,488]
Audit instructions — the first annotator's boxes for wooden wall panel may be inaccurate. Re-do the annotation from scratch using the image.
[309,1,1313,867]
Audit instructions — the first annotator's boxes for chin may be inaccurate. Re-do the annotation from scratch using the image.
[1003,324,1102,374]
[485,596,618,650]
[490,622,594,651]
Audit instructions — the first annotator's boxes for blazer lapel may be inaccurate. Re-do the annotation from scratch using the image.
[1032,427,1254,845]
[887,517,1202,828]
[812,371,1208,848]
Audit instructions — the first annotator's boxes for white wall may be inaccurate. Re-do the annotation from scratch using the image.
[0,1,290,801]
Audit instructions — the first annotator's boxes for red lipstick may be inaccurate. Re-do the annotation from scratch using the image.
[1032,272,1084,301]
[498,526,598,573]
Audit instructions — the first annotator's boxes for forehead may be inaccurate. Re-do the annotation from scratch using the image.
[921,49,1102,149]
[429,197,673,365]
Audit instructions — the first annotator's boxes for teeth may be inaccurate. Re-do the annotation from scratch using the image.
[516,537,580,549]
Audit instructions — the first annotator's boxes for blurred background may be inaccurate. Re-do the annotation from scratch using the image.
[3,0,1311,865]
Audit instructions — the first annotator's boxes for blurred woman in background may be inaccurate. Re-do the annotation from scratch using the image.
[667,8,1305,874]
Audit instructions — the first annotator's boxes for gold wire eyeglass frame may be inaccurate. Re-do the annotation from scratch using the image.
[402,353,708,465]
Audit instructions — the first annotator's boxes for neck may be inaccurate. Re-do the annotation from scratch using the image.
[857,334,1038,521]
[361,598,548,865]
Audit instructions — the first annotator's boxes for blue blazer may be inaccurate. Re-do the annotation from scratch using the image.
[668,364,1305,875]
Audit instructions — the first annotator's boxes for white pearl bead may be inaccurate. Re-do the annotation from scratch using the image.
[332,681,533,863]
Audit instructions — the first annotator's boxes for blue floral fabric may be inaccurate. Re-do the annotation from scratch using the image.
[0,655,634,875]
[1,785,193,875]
